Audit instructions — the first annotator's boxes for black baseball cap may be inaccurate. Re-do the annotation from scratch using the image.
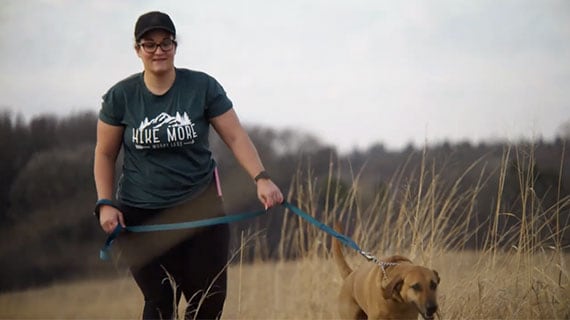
[134,11,176,41]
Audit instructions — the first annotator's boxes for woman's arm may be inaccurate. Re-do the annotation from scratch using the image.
[210,109,284,209]
[94,120,126,233]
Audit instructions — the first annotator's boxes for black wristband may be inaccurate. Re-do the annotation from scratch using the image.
[254,170,271,183]
[94,198,114,220]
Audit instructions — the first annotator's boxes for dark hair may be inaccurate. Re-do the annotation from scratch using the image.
[134,11,176,41]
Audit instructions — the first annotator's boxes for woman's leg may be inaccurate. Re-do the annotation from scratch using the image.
[130,256,182,320]
[177,223,230,320]
[119,205,184,319]
[131,223,230,320]
[120,180,228,319]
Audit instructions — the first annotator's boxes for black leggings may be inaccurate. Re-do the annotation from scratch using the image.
[132,223,229,320]
[118,183,229,320]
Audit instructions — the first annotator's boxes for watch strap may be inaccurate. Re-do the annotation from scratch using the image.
[254,171,271,182]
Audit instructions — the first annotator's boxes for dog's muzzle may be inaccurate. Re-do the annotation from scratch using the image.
[422,302,438,320]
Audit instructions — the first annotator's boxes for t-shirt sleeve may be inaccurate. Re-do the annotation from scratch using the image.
[99,87,125,126]
[205,76,233,119]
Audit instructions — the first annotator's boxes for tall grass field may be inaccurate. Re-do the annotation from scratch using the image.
[1,146,568,319]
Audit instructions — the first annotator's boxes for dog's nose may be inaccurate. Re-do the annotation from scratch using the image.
[426,303,438,316]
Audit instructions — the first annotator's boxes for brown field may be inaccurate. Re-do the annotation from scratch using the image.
[0,250,568,319]
[1,146,569,319]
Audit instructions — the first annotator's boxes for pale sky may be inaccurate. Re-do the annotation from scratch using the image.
[1,0,569,152]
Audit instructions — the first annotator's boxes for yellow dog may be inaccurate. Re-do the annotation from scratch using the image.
[332,225,440,320]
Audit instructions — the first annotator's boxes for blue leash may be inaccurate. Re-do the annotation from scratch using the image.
[99,201,370,261]
[280,202,362,252]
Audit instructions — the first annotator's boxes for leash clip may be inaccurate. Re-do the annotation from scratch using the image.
[359,250,380,264]
[359,250,400,280]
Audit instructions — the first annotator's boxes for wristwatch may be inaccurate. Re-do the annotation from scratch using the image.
[254,170,271,183]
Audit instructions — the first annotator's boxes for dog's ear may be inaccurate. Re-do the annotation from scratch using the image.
[382,276,404,301]
[433,270,441,284]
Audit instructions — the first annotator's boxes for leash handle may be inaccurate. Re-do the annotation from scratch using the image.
[99,224,124,260]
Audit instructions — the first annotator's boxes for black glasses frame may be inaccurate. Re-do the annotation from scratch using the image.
[138,39,177,53]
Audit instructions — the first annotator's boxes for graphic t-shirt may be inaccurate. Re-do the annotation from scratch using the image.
[99,68,233,208]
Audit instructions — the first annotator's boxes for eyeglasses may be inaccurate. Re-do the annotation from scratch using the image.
[137,39,177,53]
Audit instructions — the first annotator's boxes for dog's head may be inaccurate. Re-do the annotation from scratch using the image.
[382,266,440,320]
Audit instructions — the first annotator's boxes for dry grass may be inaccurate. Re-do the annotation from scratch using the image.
[1,144,569,319]
[0,251,568,319]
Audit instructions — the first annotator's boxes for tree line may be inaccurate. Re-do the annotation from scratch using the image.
[0,110,568,292]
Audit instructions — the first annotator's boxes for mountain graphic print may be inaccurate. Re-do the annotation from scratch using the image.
[132,112,198,149]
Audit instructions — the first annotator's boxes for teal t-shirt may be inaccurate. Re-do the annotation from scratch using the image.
[99,68,233,208]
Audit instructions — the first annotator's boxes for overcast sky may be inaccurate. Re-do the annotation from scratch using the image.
[1,0,569,152]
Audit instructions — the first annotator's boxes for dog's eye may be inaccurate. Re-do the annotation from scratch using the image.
[411,283,422,291]
[430,281,438,290]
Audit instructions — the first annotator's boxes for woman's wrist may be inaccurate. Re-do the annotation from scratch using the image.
[254,170,271,183]
[94,198,114,219]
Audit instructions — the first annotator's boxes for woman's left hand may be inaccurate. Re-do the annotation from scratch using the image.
[256,179,284,209]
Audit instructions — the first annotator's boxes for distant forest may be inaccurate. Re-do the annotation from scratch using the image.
[0,110,568,292]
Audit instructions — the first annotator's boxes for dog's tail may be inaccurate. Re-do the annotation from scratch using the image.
[332,222,353,279]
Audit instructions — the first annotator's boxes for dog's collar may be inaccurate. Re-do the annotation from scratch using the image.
[379,261,400,280]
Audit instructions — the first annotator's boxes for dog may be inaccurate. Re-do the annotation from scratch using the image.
[332,224,440,320]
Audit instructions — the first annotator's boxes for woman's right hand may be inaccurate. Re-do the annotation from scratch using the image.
[99,205,126,234]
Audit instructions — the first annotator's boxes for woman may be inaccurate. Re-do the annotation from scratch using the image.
[93,11,283,319]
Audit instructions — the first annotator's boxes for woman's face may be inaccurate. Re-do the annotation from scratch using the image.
[136,29,176,75]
